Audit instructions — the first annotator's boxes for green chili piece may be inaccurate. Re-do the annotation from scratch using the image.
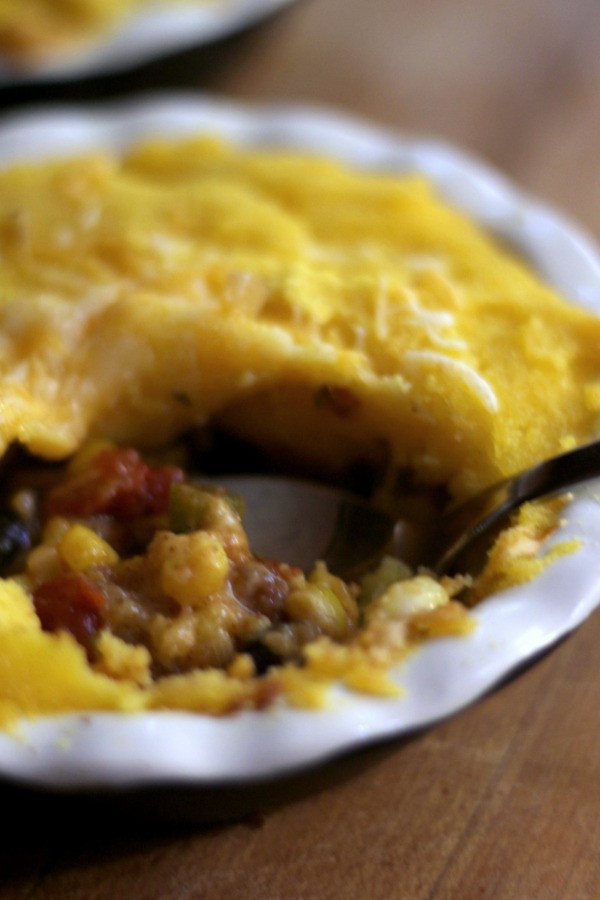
[168,482,214,533]
[169,482,245,533]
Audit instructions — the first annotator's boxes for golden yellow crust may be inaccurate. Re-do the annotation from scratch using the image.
[0,136,599,498]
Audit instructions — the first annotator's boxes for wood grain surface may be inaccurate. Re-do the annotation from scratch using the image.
[2,1,600,897]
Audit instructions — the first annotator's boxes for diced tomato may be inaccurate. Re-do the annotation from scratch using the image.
[33,572,106,659]
[45,448,185,520]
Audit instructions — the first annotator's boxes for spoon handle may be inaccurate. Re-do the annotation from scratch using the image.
[434,438,600,574]
[510,438,600,501]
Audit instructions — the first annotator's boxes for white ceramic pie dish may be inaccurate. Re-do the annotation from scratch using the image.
[0,0,297,84]
[0,94,600,793]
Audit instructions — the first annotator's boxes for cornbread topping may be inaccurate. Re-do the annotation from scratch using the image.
[1,136,600,500]
[0,133,596,723]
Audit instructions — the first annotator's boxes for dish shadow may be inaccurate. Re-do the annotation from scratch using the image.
[0,631,574,896]
[0,632,566,841]
[0,729,410,840]
[0,730,416,889]
[0,0,301,111]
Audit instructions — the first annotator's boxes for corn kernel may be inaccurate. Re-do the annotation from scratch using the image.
[285,583,349,640]
[42,516,73,547]
[370,575,448,620]
[58,524,119,572]
[154,531,229,607]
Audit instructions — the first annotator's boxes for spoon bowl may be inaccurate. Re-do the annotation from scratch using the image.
[209,439,600,580]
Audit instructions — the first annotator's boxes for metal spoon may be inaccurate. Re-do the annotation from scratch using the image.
[209,439,600,580]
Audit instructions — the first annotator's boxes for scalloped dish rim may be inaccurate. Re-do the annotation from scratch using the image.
[0,95,599,789]
[0,0,298,84]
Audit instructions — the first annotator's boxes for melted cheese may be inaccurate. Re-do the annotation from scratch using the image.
[0,135,599,497]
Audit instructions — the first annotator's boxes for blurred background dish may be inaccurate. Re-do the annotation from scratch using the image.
[0,0,298,85]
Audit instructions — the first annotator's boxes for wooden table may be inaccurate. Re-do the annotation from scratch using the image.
[2,1,600,896]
